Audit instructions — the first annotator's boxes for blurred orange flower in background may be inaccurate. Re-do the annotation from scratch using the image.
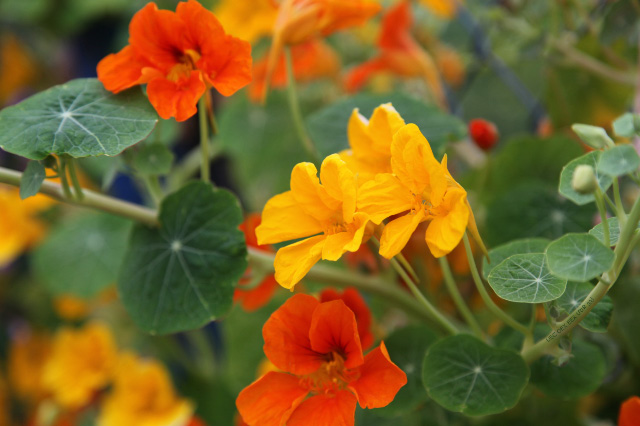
[619,396,640,426]
[214,0,278,44]
[97,0,252,121]
[0,33,36,106]
[8,331,52,403]
[236,294,406,426]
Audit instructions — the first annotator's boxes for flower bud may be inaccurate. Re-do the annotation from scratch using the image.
[469,119,499,151]
[571,164,597,194]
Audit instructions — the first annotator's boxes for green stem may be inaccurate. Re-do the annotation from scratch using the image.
[594,187,610,247]
[439,257,484,338]
[142,174,163,206]
[67,158,84,201]
[0,166,158,226]
[185,329,216,379]
[198,96,210,183]
[390,257,459,335]
[613,177,627,225]
[285,46,320,163]
[58,158,73,200]
[168,141,221,191]
[522,193,640,363]
[396,252,419,283]
[463,233,532,338]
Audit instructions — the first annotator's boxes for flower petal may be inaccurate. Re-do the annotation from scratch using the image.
[309,300,364,369]
[357,173,413,224]
[319,154,357,223]
[619,396,640,426]
[287,391,357,426]
[391,124,438,194]
[236,372,309,426]
[291,162,340,222]
[273,235,326,290]
[97,46,149,93]
[320,288,374,350]
[348,341,407,409]
[425,188,469,258]
[146,71,206,121]
[378,209,425,259]
[234,274,278,312]
[263,294,322,375]
[256,191,324,245]
[322,212,369,261]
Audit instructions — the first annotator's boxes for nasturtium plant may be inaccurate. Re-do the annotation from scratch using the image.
[597,144,640,177]
[19,160,46,199]
[545,233,615,282]
[0,78,157,160]
[559,151,613,205]
[555,282,613,333]
[589,217,622,246]
[482,238,551,280]
[118,182,247,334]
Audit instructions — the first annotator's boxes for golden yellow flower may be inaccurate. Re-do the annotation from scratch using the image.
[97,352,193,426]
[8,331,52,402]
[339,103,406,183]
[256,154,371,289]
[214,0,278,44]
[43,322,117,409]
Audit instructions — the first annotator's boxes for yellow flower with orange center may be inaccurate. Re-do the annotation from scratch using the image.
[97,352,193,426]
[42,322,117,409]
[8,331,52,403]
[256,154,371,289]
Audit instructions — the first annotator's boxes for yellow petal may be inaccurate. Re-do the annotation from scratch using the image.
[368,103,406,157]
[291,162,340,222]
[379,209,426,259]
[256,191,324,245]
[357,173,414,224]
[391,124,439,194]
[319,154,357,223]
[322,212,370,261]
[274,235,326,289]
[425,189,469,258]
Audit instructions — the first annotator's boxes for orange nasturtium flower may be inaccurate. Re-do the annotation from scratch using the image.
[263,0,381,101]
[256,154,371,290]
[250,39,340,102]
[345,1,445,107]
[97,0,252,122]
[236,294,406,426]
[214,0,278,44]
[42,322,117,409]
[8,331,52,402]
[358,124,470,258]
[97,352,193,426]
[619,396,640,426]
[320,287,374,350]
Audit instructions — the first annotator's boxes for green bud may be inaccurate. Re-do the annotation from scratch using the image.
[571,164,597,194]
[571,124,615,149]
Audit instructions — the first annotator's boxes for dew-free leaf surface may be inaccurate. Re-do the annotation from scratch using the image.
[422,334,529,416]
[0,78,157,160]
[482,238,551,280]
[118,182,247,334]
[546,233,614,282]
[589,217,622,246]
[19,160,45,199]
[597,144,640,177]
[555,282,613,333]
[488,253,567,303]
[559,151,613,205]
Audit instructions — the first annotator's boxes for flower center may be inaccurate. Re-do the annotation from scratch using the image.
[299,352,359,395]
[167,49,202,82]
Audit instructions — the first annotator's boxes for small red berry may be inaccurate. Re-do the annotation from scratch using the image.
[469,119,499,151]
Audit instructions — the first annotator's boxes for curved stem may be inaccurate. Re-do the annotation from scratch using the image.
[57,158,73,200]
[594,187,610,247]
[463,233,532,338]
[198,96,210,183]
[67,158,84,201]
[439,257,484,338]
[613,178,627,225]
[396,252,419,283]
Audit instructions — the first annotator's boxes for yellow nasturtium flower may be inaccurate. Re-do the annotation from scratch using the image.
[97,352,193,426]
[358,123,470,258]
[43,322,117,409]
[9,331,52,402]
[256,154,370,289]
[340,103,406,183]
[214,0,278,44]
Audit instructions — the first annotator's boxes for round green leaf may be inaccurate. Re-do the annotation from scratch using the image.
[482,238,550,280]
[133,143,175,176]
[33,212,131,299]
[612,113,640,138]
[530,340,606,398]
[118,182,247,334]
[0,78,158,160]
[19,160,46,200]
[488,253,567,303]
[545,233,614,282]
[555,282,613,333]
[589,217,622,246]
[376,325,439,417]
[597,144,640,177]
[422,334,529,416]
[559,151,613,205]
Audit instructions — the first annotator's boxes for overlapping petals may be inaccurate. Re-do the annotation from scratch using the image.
[97,0,252,121]
[236,294,406,426]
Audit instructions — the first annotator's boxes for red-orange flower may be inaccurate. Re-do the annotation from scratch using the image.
[619,396,640,426]
[319,288,374,350]
[250,39,340,102]
[236,294,406,426]
[97,0,252,122]
[234,214,279,312]
[345,1,445,107]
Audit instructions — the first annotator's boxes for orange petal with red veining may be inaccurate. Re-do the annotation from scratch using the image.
[146,71,206,122]
[309,300,363,369]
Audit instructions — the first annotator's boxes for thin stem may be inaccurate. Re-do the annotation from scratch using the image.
[58,158,73,200]
[396,252,420,283]
[463,233,532,338]
[594,187,610,247]
[285,46,320,163]
[141,174,163,207]
[613,178,627,225]
[168,141,222,191]
[67,158,84,200]
[185,329,216,379]
[205,91,219,135]
[390,257,459,335]
[0,166,158,227]
[198,96,210,183]
[439,257,484,338]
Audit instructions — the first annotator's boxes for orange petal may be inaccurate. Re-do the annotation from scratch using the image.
[344,58,387,93]
[287,391,358,426]
[348,342,407,409]
[379,209,425,259]
[378,1,413,51]
[97,45,149,93]
[146,71,206,121]
[234,274,278,312]
[256,191,324,245]
[318,1,382,37]
[619,396,640,426]
[236,371,309,426]
[273,235,326,290]
[309,300,363,369]
[320,288,374,351]
[425,188,469,258]
[262,294,322,375]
